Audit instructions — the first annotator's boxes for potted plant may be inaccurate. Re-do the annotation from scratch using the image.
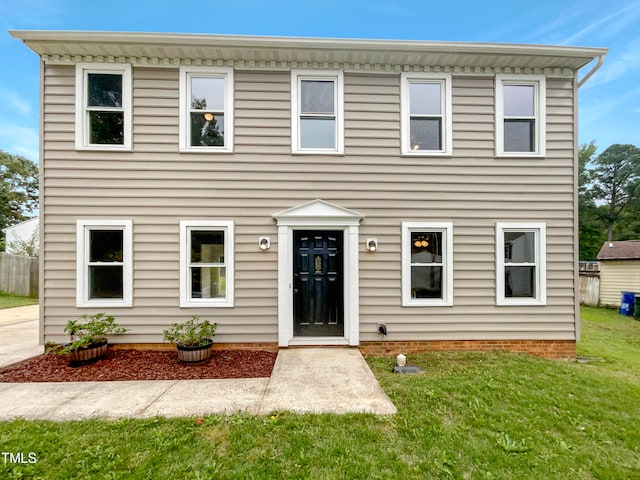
[162,315,217,362]
[46,313,127,364]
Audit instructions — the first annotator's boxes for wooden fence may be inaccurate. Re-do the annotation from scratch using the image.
[0,253,39,297]
[579,272,600,307]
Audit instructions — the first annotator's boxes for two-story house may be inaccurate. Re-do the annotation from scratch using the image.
[11,30,606,358]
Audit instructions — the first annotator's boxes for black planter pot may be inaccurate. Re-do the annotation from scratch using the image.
[176,339,213,362]
[67,338,108,364]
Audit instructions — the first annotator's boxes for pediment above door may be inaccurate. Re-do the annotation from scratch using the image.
[272,199,363,227]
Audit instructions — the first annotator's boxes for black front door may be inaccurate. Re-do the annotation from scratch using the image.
[293,230,344,336]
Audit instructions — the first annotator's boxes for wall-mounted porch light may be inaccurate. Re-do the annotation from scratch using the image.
[258,237,271,250]
[366,238,378,252]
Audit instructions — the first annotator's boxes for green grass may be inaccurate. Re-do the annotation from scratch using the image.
[1,306,639,479]
[0,291,38,309]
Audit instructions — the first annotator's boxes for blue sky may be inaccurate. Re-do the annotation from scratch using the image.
[1,0,639,163]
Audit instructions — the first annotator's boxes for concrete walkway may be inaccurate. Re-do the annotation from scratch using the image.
[0,306,396,420]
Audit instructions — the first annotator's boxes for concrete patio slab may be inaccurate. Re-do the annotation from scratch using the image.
[259,348,397,415]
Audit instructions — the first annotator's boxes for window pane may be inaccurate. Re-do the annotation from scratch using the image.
[504,119,534,152]
[411,231,443,263]
[410,82,441,115]
[411,266,443,299]
[410,118,442,151]
[300,118,335,149]
[190,77,224,111]
[505,266,535,297]
[88,73,122,108]
[503,84,535,117]
[90,230,123,262]
[89,266,123,299]
[504,231,535,263]
[191,266,226,299]
[190,112,225,147]
[301,80,334,114]
[89,111,124,145]
[191,231,225,263]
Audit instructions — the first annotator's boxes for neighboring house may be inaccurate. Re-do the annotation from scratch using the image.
[597,240,640,307]
[2,217,39,255]
[11,30,607,359]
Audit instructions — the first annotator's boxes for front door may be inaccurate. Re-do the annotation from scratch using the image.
[293,230,344,336]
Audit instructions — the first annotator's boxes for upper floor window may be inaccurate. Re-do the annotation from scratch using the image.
[291,70,344,154]
[496,222,547,306]
[496,74,546,157]
[401,73,453,156]
[75,64,132,150]
[179,67,234,153]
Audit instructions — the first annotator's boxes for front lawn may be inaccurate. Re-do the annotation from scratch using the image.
[0,291,38,309]
[1,306,639,479]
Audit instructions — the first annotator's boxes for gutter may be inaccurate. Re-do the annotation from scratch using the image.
[578,53,606,88]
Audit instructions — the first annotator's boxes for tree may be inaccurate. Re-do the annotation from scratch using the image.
[7,225,39,257]
[589,144,640,241]
[578,141,607,260]
[0,151,39,250]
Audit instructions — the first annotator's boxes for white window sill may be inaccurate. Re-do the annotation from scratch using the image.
[495,152,545,159]
[179,147,234,154]
[76,145,132,152]
[402,299,453,307]
[291,150,344,156]
[77,301,132,308]
[497,299,546,307]
[180,301,234,308]
[401,151,453,158]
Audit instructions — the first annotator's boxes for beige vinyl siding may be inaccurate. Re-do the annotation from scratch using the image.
[41,64,578,344]
[599,261,640,307]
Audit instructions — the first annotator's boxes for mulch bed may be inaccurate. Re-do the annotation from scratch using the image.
[0,349,278,382]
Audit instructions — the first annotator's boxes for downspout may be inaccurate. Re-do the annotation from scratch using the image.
[578,53,606,88]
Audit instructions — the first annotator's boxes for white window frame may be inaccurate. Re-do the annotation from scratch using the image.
[179,66,234,153]
[401,73,453,156]
[495,74,546,157]
[402,222,454,306]
[496,222,547,306]
[76,220,133,308]
[291,70,344,154]
[179,220,234,307]
[75,63,132,151]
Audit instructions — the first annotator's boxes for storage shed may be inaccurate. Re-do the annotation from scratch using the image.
[597,240,640,307]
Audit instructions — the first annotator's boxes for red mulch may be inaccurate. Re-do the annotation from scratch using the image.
[0,349,278,382]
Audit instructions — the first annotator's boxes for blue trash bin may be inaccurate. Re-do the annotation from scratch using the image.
[620,291,635,315]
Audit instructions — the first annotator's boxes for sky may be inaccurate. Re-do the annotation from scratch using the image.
[1,0,639,164]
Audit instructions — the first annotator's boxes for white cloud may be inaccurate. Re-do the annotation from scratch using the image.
[560,1,640,45]
[0,88,32,118]
[0,122,39,163]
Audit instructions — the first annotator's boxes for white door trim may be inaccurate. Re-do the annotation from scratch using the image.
[273,200,362,347]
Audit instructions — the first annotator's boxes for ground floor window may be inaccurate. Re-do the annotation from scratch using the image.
[496,222,546,305]
[76,219,132,307]
[179,220,234,307]
[401,222,453,306]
